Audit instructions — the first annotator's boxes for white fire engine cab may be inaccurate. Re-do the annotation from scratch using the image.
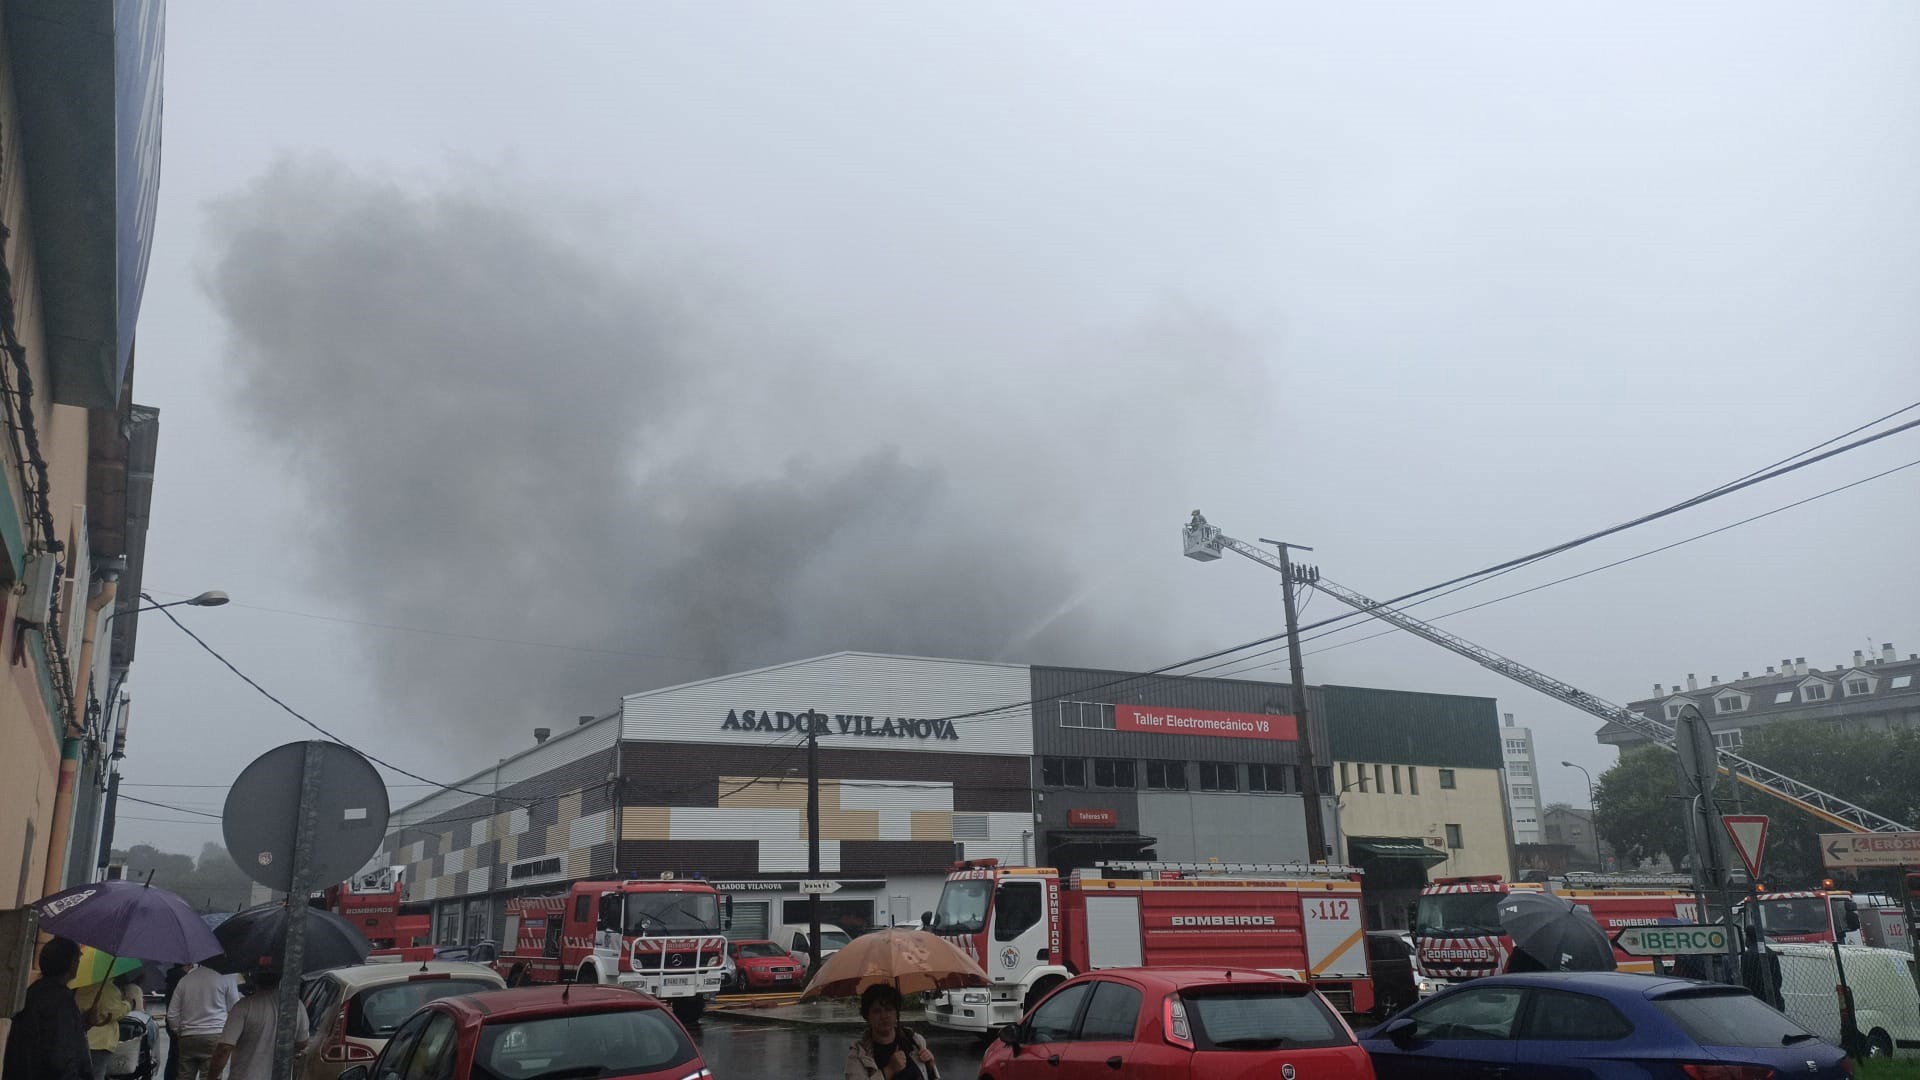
[926,859,1371,1032]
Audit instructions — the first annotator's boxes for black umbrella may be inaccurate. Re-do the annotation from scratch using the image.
[1497,892,1617,972]
[206,903,373,976]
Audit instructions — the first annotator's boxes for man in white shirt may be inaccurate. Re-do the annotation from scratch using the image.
[208,973,308,1080]
[166,965,244,1080]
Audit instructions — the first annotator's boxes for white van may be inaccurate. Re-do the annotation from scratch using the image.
[770,922,851,972]
[1770,943,1920,1060]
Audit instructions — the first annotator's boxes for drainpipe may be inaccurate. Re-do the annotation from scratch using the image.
[42,579,116,895]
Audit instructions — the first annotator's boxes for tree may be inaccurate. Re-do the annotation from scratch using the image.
[1593,745,1691,870]
[109,842,255,913]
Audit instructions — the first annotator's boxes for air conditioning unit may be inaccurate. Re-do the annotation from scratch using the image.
[16,550,57,627]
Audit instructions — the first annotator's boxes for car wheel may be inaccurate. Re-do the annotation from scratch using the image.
[1867,1030,1894,1060]
[673,996,706,1027]
[1024,976,1064,1013]
[506,963,530,988]
[577,964,598,985]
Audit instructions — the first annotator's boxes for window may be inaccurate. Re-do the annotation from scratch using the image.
[1666,703,1683,720]
[1505,739,1528,754]
[1520,990,1633,1041]
[1198,762,1238,792]
[1093,758,1136,789]
[1445,824,1464,849]
[1317,766,1333,794]
[1511,784,1534,799]
[1026,982,1091,1043]
[1374,764,1385,793]
[572,893,593,925]
[1391,765,1402,795]
[1438,769,1457,790]
[1654,990,1818,1048]
[1183,988,1349,1050]
[1802,682,1829,702]
[952,813,989,840]
[1773,691,1795,704]
[1715,695,1746,714]
[1713,730,1743,749]
[1078,981,1143,1041]
[349,980,500,1038]
[476,1007,696,1079]
[1043,757,1086,787]
[1058,701,1116,730]
[395,1013,459,1080]
[994,882,1044,942]
[1357,764,1370,793]
[1508,762,1530,777]
[1145,760,1187,790]
[1406,985,1523,1039]
[1408,767,1419,795]
[1846,679,1871,697]
[1339,762,1350,792]
[1892,675,1913,690]
[1248,764,1294,793]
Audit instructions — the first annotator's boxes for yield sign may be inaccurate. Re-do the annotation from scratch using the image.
[1722,815,1769,881]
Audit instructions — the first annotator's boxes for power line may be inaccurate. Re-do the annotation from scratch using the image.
[149,604,523,805]
[118,793,224,821]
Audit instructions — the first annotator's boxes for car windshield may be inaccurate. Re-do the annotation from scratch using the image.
[733,943,787,959]
[1757,898,1830,936]
[475,1010,696,1080]
[1182,988,1350,1050]
[622,893,721,935]
[929,880,991,935]
[348,980,499,1038]
[1415,892,1504,937]
[1655,990,1815,1048]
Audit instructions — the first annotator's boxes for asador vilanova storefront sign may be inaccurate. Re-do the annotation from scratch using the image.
[719,707,962,743]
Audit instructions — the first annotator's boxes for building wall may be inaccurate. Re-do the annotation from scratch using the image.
[1333,765,1510,879]
[1137,791,1326,862]
[1501,721,1541,845]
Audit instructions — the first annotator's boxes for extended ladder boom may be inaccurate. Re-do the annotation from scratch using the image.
[1182,513,1911,834]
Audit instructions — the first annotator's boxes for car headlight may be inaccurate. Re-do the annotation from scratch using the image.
[962,992,989,1004]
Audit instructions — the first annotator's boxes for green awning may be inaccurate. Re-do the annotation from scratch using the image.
[1348,838,1448,867]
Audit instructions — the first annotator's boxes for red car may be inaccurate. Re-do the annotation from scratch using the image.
[726,939,806,990]
[980,967,1374,1080]
[337,985,710,1080]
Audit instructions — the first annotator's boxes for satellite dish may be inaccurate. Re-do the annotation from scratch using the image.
[224,742,391,893]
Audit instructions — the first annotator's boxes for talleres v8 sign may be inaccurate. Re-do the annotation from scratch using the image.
[1114,704,1297,741]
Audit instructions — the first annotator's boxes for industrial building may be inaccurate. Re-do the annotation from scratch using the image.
[381,652,1514,944]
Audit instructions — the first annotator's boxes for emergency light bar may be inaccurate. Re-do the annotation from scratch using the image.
[1559,873,1694,889]
[1096,860,1363,878]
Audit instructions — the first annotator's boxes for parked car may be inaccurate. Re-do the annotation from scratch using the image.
[770,922,850,972]
[1359,971,1849,1079]
[724,939,806,991]
[299,962,506,1080]
[1771,942,1920,1059]
[980,967,1373,1079]
[1366,932,1429,1017]
[336,985,709,1080]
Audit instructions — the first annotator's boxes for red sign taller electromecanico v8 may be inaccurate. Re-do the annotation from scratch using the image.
[1113,704,1298,741]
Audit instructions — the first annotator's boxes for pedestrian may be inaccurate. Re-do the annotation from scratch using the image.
[205,973,307,1080]
[84,970,134,1080]
[166,964,243,1080]
[161,965,191,1080]
[845,984,937,1080]
[5,937,94,1080]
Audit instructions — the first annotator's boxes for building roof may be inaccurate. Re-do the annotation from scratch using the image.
[1599,650,1920,744]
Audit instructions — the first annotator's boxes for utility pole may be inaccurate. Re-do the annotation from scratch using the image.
[803,708,824,976]
[1264,539,1328,865]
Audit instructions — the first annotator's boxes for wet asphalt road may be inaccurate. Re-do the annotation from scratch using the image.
[693,1018,987,1080]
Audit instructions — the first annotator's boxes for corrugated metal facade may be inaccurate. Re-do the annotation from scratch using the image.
[1319,684,1502,768]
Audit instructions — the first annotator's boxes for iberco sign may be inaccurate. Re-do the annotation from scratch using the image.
[1115,705,1297,741]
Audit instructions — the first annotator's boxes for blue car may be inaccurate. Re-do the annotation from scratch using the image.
[1358,972,1849,1079]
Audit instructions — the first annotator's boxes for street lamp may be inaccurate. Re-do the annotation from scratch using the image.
[1561,761,1604,872]
[139,590,230,609]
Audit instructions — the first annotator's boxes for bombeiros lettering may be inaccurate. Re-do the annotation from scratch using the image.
[1170,914,1277,927]
[719,707,961,742]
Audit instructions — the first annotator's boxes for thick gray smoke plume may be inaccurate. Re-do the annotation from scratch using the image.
[204,159,1275,755]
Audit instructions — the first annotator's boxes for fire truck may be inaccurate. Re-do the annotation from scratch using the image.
[925,859,1372,1033]
[1745,887,1863,945]
[493,875,728,1024]
[1413,873,1699,984]
[324,867,432,950]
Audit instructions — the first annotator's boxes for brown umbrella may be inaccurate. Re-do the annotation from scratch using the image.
[798,929,990,1000]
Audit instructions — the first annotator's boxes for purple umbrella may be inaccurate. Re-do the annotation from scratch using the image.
[33,880,224,964]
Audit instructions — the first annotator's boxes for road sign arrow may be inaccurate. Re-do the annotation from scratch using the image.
[1828,839,1849,861]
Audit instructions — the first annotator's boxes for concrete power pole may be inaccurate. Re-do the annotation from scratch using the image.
[1266,539,1329,865]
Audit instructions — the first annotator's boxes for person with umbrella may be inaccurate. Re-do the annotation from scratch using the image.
[846,984,938,1080]
[82,969,136,1080]
[167,963,244,1080]
[5,937,95,1080]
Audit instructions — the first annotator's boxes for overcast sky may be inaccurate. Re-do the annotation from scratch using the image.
[117,2,1920,851]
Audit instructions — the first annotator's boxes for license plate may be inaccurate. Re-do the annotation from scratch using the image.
[663,975,693,990]
[773,973,793,981]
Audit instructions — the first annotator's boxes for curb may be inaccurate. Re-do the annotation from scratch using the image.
[706,1008,931,1033]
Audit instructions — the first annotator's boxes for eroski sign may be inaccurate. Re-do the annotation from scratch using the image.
[720,707,962,743]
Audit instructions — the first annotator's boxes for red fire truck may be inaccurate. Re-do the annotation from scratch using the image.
[325,867,432,951]
[492,875,729,1025]
[925,859,1372,1033]
[1413,874,1699,984]
[1746,887,1862,945]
